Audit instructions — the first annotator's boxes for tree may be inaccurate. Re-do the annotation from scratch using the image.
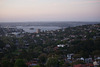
[94,38,100,50]
[71,60,85,66]
[1,60,13,67]
[33,65,40,67]
[92,50,100,56]
[38,53,47,64]
[73,54,81,59]
[61,62,70,67]
[14,59,27,67]
[46,57,59,67]
[18,49,28,59]
[0,40,5,48]
[79,51,89,58]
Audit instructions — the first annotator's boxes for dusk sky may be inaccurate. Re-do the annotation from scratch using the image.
[0,0,100,22]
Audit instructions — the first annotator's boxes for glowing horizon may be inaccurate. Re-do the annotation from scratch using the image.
[0,0,100,22]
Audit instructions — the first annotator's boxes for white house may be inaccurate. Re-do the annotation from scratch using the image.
[57,44,65,47]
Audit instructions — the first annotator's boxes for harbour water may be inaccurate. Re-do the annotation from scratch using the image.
[16,26,62,33]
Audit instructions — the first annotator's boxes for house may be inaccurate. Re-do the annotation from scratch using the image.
[86,63,94,67]
[74,64,86,67]
[96,57,100,60]
[0,48,3,53]
[67,54,74,60]
[85,58,93,63]
[26,60,38,67]
[24,44,29,48]
[5,44,11,48]
[77,57,84,61]
[93,61,99,67]
[57,44,65,47]
[54,46,58,51]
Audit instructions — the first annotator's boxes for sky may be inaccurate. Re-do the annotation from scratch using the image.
[0,0,100,22]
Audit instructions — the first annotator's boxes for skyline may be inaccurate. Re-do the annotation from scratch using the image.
[0,0,100,22]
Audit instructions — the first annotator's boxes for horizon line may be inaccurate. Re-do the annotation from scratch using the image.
[0,21,100,23]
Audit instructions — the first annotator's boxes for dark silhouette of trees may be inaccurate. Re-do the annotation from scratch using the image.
[46,57,59,67]
[14,59,27,67]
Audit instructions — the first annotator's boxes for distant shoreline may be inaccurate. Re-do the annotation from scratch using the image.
[0,22,99,28]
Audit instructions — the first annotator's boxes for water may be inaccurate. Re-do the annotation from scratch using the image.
[16,26,62,33]
[1,22,99,33]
